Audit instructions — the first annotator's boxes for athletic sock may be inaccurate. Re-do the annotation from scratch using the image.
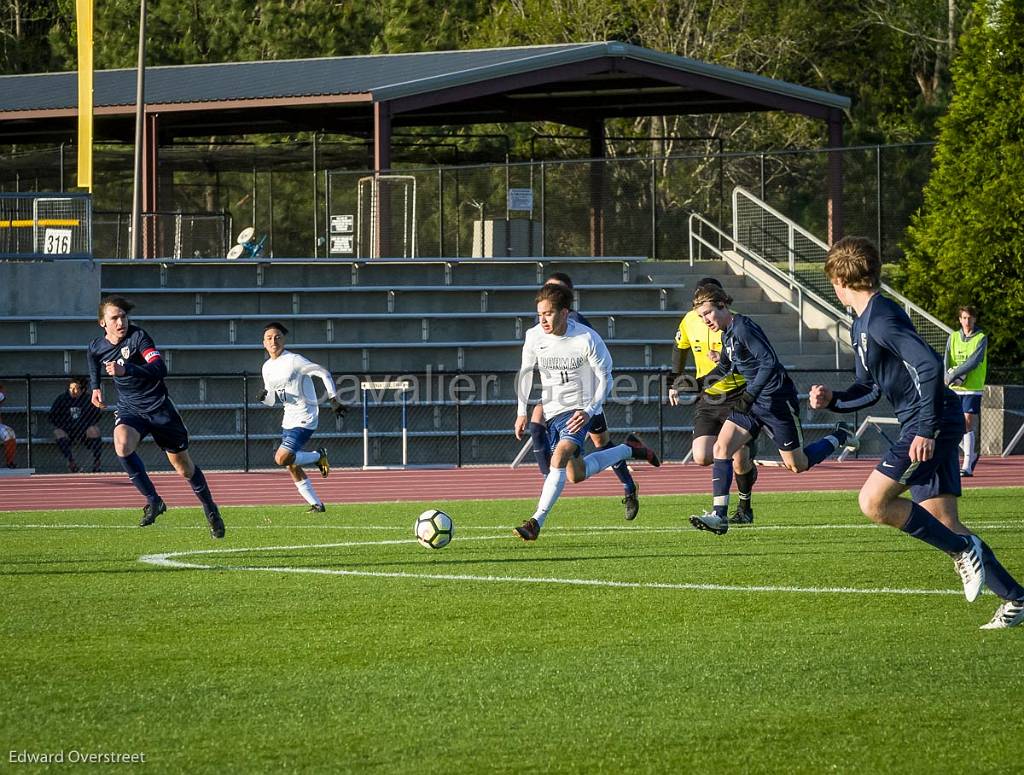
[532,467,566,526]
[188,466,217,512]
[529,422,551,476]
[712,458,733,518]
[295,478,321,507]
[602,441,637,494]
[118,452,159,502]
[803,427,847,467]
[735,466,756,508]
[898,502,970,554]
[85,436,102,464]
[293,449,320,467]
[56,436,73,461]
[583,444,630,479]
[963,431,977,471]
[980,540,1024,601]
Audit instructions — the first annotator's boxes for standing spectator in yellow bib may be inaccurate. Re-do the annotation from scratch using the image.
[944,305,987,476]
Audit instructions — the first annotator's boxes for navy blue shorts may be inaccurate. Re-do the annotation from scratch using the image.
[546,410,593,455]
[958,394,981,415]
[280,426,315,454]
[876,424,964,501]
[115,400,189,453]
[728,387,803,452]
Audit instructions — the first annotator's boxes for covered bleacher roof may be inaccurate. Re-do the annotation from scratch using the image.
[0,41,849,143]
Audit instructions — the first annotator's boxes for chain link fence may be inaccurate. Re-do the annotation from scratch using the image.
[4,369,1020,474]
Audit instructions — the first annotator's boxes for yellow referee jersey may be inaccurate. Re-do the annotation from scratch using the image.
[674,310,746,395]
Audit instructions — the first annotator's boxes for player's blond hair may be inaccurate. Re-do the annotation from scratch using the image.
[824,237,881,291]
[692,284,732,309]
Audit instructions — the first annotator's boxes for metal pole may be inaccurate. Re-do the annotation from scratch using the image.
[401,387,408,467]
[312,133,319,258]
[241,372,250,473]
[438,167,444,257]
[455,383,463,468]
[875,145,883,255]
[130,0,147,260]
[25,374,33,469]
[650,160,657,260]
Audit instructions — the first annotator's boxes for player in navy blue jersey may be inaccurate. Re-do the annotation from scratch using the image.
[687,283,858,536]
[525,272,641,520]
[810,237,1023,629]
[88,296,225,539]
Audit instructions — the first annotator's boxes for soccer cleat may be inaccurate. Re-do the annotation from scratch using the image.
[514,518,541,541]
[952,534,986,602]
[623,487,640,521]
[91,462,103,473]
[625,433,661,467]
[306,503,326,513]
[316,447,330,478]
[834,421,860,452]
[139,498,167,527]
[67,460,79,473]
[729,506,754,525]
[689,510,729,535]
[960,469,973,478]
[205,507,226,539]
[980,598,1024,630]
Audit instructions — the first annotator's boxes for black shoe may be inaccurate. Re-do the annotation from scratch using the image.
[68,460,79,473]
[139,498,167,527]
[729,506,754,525]
[316,447,330,478]
[960,469,973,478]
[206,507,226,539]
[624,433,661,467]
[307,503,326,513]
[623,487,639,521]
[514,518,541,541]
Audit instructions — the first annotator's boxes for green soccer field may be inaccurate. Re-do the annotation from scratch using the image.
[3,489,1023,773]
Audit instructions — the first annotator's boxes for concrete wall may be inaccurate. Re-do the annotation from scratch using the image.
[0,260,100,316]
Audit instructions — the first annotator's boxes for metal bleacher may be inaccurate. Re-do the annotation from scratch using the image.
[1,255,855,471]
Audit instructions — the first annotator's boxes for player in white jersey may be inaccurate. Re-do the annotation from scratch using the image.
[259,322,346,512]
[513,284,661,541]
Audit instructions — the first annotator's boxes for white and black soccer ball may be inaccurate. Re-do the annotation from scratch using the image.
[415,509,454,549]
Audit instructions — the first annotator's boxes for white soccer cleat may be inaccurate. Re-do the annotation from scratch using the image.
[980,599,1024,630]
[952,534,986,603]
[689,510,729,536]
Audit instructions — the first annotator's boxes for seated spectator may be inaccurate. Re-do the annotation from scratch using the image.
[49,376,104,472]
[0,382,16,468]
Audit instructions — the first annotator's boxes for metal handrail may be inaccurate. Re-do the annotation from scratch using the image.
[688,212,853,367]
[731,186,954,343]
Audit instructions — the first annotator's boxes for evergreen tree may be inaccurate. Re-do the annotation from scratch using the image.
[903,1,1024,365]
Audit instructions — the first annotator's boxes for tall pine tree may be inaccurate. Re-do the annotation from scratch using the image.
[903,1,1024,366]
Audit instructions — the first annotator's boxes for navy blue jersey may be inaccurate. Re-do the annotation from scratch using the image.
[569,310,594,331]
[88,325,169,414]
[48,391,101,432]
[830,293,959,438]
[706,314,790,401]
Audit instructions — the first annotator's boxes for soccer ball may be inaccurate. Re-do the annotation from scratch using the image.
[415,509,454,549]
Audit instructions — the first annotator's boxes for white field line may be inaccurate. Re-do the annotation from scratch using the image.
[135,535,971,597]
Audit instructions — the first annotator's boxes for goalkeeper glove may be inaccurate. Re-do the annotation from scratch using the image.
[734,391,756,414]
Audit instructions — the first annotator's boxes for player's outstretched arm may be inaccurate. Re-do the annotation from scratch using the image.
[90,389,106,410]
[808,385,832,409]
[514,414,527,440]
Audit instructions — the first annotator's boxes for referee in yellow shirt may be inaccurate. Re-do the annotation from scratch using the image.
[668,277,758,523]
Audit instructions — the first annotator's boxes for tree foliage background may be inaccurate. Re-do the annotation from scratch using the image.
[903,0,1024,366]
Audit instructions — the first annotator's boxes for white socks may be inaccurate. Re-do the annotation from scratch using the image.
[962,431,977,470]
[293,449,320,466]
[583,444,630,478]
[295,478,321,507]
[532,468,566,526]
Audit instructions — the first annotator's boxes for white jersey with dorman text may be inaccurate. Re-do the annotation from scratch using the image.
[261,351,337,430]
[516,318,613,419]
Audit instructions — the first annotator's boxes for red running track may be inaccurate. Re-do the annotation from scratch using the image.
[1,457,1022,512]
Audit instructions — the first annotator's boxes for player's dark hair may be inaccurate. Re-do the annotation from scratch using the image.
[545,272,574,290]
[823,237,881,291]
[958,304,978,318]
[263,321,289,336]
[536,283,573,311]
[69,376,88,389]
[696,276,723,290]
[692,284,732,309]
[98,295,133,320]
